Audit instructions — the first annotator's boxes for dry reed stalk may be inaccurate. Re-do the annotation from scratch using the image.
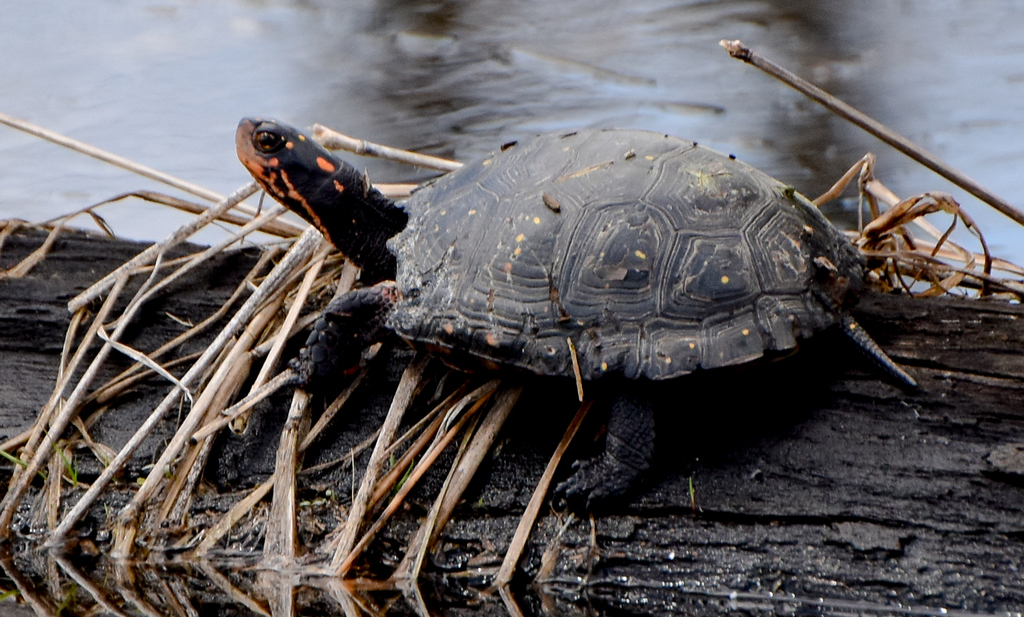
[107,205,292,334]
[492,398,594,588]
[498,586,528,617]
[720,39,1024,228]
[0,112,227,205]
[311,124,463,173]
[394,386,522,582]
[336,381,499,574]
[329,354,431,571]
[263,389,312,561]
[0,220,66,279]
[47,227,322,549]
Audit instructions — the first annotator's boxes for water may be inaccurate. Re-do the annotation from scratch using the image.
[1,0,1022,262]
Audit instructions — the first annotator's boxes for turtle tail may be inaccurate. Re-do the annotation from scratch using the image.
[840,314,918,389]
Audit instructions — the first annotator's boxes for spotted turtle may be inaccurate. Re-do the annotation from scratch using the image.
[236,118,916,508]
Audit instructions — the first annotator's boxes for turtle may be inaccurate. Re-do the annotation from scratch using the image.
[236,118,917,508]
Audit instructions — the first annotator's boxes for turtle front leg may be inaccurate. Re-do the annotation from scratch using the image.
[292,282,400,386]
[555,389,655,510]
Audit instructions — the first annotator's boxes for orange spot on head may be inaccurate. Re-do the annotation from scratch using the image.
[486,332,499,346]
[316,156,336,172]
[285,141,294,149]
[268,157,280,167]
[334,180,346,193]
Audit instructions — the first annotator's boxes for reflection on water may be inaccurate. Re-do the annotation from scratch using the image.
[0,0,1021,262]
[0,546,1004,617]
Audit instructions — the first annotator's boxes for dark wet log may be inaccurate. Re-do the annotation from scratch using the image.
[1,228,1022,615]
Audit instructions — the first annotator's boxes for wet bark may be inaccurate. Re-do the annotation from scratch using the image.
[1,228,1022,615]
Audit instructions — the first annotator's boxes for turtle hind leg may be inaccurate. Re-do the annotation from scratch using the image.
[840,314,918,389]
[555,388,655,511]
[291,282,400,386]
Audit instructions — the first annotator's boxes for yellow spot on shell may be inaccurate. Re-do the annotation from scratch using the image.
[664,357,672,364]
[688,342,695,349]
[513,247,522,256]
[721,275,730,284]
[741,328,750,336]
[533,216,541,224]
[635,249,646,260]
[298,135,306,141]
[516,233,525,242]
[848,322,858,330]
[601,362,608,371]
[645,155,654,160]
[486,332,499,346]
[469,209,477,215]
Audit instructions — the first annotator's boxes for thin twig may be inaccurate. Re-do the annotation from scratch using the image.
[0,111,227,204]
[492,398,594,588]
[719,39,1024,228]
[312,125,463,173]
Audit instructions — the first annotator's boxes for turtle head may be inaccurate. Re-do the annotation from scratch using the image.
[236,118,407,282]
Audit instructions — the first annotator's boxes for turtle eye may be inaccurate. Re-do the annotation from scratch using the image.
[253,129,286,153]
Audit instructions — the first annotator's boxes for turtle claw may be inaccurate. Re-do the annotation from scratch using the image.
[554,453,639,512]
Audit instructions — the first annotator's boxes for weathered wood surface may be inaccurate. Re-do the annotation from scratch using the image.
[1,228,1023,615]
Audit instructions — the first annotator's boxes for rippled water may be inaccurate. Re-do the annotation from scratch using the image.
[1,0,1022,262]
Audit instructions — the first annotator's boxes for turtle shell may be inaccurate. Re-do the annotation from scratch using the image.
[386,129,864,380]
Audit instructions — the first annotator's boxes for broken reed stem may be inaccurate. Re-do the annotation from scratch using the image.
[312,125,463,173]
[0,221,66,279]
[719,39,1024,228]
[0,111,227,204]
[47,227,323,549]
[67,182,259,313]
[493,399,594,588]
[0,275,128,538]
[331,354,432,572]
[263,389,313,562]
